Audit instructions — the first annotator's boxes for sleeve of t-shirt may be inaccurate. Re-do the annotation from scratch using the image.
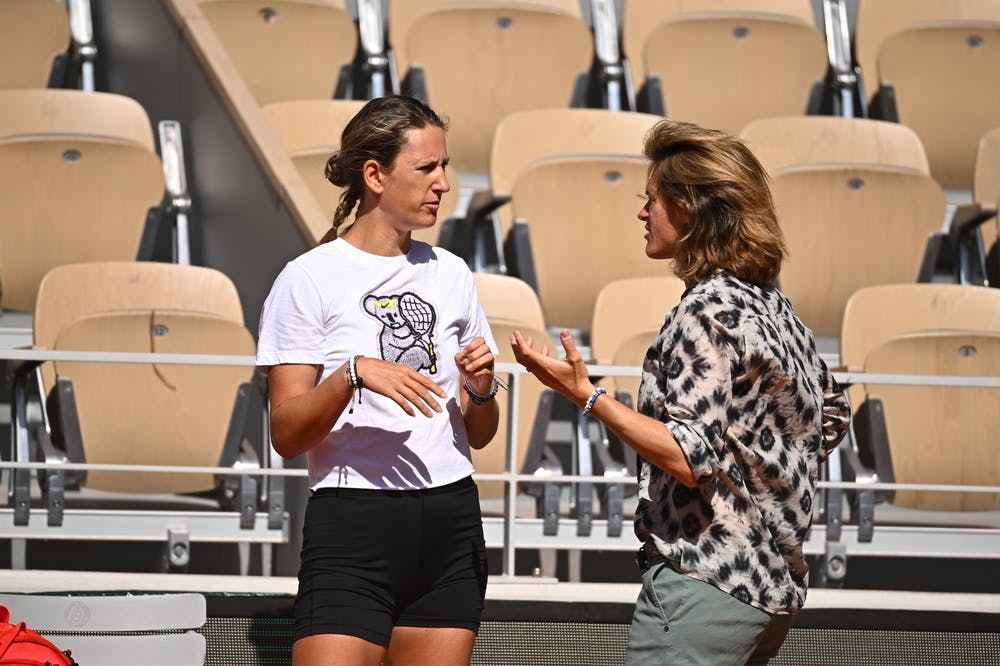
[255,262,328,374]
[459,265,498,355]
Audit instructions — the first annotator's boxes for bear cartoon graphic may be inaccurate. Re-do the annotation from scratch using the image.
[363,292,438,373]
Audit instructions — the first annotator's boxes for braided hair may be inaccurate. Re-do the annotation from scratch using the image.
[319,95,447,243]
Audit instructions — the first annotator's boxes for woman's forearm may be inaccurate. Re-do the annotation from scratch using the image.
[270,366,353,459]
[462,393,500,450]
[579,387,698,487]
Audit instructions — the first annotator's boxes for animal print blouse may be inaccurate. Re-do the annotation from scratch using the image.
[635,272,850,615]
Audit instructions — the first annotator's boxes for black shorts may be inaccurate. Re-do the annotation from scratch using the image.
[293,476,489,646]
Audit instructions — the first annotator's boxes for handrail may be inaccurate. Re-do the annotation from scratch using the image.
[4,348,999,575]
[0,460,997,495]
[4,350,1000,388]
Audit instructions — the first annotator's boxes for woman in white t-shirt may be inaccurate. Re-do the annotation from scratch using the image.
[256,96,500,666]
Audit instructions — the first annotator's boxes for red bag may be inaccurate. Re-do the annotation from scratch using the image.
[0,606,77,666]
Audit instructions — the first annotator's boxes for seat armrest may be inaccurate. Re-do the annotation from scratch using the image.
[870,83,898,123]
[503,220,538,292]
[636,75,665,116]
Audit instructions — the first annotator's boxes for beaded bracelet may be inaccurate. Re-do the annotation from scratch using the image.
[463,375,500,405]
[347,354,364,413]
[583,387,607,415]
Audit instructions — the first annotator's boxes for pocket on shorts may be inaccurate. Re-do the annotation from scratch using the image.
[642,562,672,623]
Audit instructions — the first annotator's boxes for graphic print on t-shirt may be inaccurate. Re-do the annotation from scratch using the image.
[363,292,438,373]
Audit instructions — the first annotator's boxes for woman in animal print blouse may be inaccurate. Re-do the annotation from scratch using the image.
[511,119,851,665]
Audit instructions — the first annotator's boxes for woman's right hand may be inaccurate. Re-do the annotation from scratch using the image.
[354,356,446,417]
[509,328,595,408]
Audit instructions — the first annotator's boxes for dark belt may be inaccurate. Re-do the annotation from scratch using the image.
[635,541,668,572]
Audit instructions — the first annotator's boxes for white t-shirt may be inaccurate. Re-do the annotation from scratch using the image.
[256,238,497,491]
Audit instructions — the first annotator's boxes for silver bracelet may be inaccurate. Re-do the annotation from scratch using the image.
[463,375,500,405]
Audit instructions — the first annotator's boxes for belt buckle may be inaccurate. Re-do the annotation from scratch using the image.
[636,543,650,571]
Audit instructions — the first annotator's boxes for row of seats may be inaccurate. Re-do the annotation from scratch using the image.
[3,1,998,573]
[189,0,1000,345]
[190,0,1000,194]
[262,97,1000,342]
[11,261,998,563]
[0,11,285,571]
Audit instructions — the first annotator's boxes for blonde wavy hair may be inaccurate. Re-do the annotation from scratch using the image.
[643,120,786,286]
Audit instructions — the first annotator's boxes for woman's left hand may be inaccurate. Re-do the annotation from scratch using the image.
[455,336,496,394]
[510,328,595,408]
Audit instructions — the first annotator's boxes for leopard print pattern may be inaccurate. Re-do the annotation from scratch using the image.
[635,273,850,615]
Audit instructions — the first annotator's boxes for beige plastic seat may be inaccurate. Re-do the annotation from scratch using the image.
[399,3,593,175]
[877,22,1000,190]
[838,285,1000,527]
[388,0,583,79]
[840,282,1000,410]
[741,115,933,177]
[855,0,1000,190]
[198,0,357,105]
[472,273,558,506]
[975,127,1000,207]
[974,127,1000,270]
[506,154,677,334]
[840,283,1000,375]
[622,0,826,133]
[486,108,662,237]
[590,275,687,401]
[0,0,70,89]
[854,0,1000,105]
[7,261,280,573]
[860,330,1000,512]
[33,261,255,495]
[52,309,255,494]
[773,165,944,338]
[740,116,946,339]
[263,98,460,245]
[0,89,165,312]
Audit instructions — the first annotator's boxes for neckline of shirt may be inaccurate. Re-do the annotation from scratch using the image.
[332,237,422,265]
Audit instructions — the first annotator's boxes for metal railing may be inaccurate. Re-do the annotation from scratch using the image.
[2,349,999,578]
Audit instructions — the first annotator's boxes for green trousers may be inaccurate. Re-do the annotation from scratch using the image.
[626,562,794,666]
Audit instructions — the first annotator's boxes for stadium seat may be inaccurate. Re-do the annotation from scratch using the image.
[855,0,1000,190]
[589,275,687,391]
[974,127,1000,282]
[484,107,662,239]
[0,89,166,313]
[8,261,284,573]
[858,330,1000,513]
[854,0,1000,105]
[262,98,461,245]
[587,275,686,491]
[0,593,207,665]
[197,0,357,105]
[0,0,71,89]
[387,0,584,81]
[622,0,827,133]
[840,283,1000,385]
[740,116,945,339]
[397,2,593,175]
[975,127,1000,208]
[836,283,1000,530]
[472,272,560,512]
[504,154,678,335]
